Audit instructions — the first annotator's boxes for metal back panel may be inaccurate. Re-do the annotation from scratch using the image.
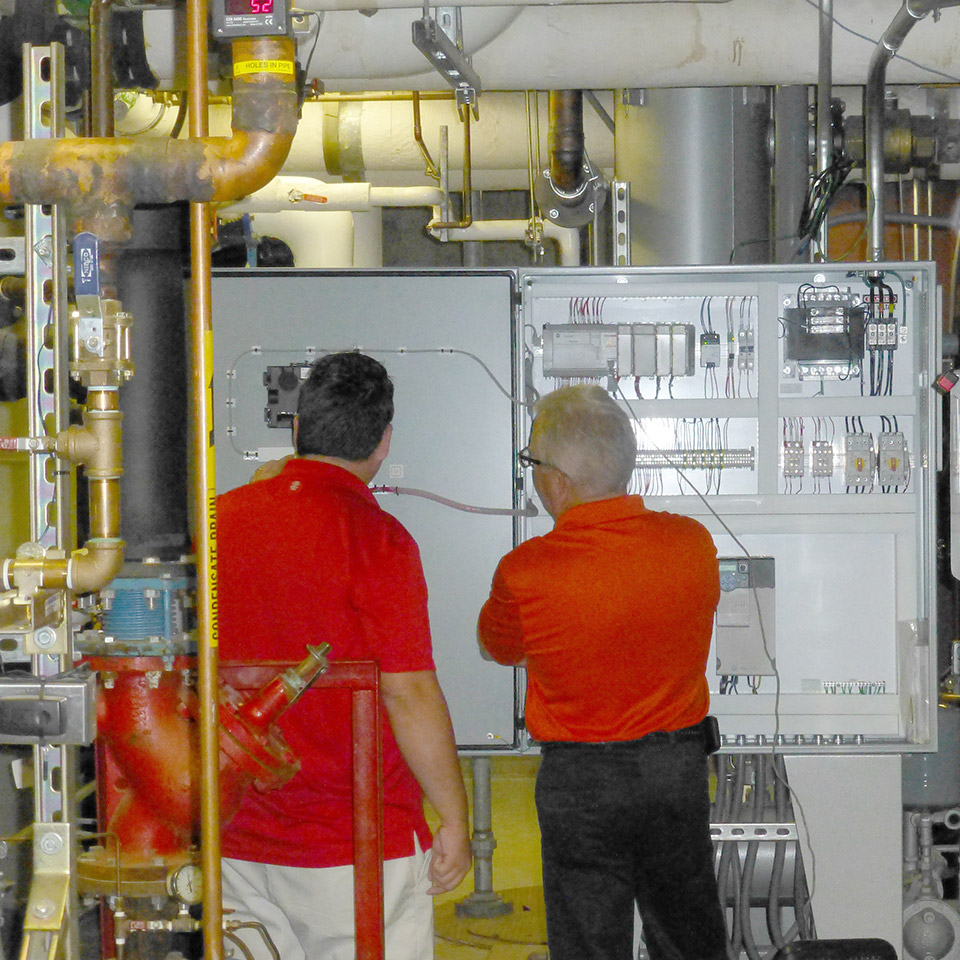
[519,263,938,754]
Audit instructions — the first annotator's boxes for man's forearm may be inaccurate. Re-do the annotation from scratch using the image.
[380,670,468,829]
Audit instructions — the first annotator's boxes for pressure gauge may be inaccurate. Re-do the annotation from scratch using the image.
[167,863,203,905]
[211,0,289,38]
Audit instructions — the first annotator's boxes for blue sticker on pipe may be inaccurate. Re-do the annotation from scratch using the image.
[73,232,100,296]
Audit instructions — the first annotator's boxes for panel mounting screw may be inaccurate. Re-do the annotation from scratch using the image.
[32,900,55,919]
[39,832,62,855]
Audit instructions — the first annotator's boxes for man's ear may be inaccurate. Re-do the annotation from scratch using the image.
[375,423,393,460]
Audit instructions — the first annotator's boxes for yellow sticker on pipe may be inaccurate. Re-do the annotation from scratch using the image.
[233,59,295,77]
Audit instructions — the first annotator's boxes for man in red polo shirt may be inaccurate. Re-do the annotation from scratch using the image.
[478,384,727,960]
[218,352,470,960]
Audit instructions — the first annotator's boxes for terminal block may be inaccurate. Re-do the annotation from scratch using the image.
[844,433,875,487]
[782,440,804,478]
[737,327,755,371]
[866,320,899,351]
[877,432,908,486]
[811,440,834,478]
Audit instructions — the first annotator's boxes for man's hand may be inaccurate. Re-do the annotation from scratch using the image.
[427,822,472,895]
[380,671,472,895]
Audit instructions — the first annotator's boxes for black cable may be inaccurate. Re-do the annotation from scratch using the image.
[797,155,854,246]
[296,12,323,115]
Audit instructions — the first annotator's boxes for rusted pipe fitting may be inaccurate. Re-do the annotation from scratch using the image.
[548,90,585,195]
[0,36,298,243]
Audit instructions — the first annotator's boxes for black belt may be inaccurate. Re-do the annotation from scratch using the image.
[542,715,720,754]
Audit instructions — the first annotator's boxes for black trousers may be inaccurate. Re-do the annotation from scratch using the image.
[536,727,728,960]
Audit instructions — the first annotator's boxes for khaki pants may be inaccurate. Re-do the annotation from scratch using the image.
[221,837,434,960]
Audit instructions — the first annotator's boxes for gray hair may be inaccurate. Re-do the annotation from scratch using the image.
[531,385,637,497]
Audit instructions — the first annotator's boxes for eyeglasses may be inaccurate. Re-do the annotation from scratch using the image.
[517,447,544,468]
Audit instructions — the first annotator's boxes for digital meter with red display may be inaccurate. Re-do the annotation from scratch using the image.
[212,0,288,37]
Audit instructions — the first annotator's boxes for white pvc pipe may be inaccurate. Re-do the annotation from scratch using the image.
[430,218,581,266]
[218,178,444,217]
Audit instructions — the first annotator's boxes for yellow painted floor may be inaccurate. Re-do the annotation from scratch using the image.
[434,887,547,960]
[428,756,547,960]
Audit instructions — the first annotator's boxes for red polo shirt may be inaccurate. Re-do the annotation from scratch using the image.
[218,459,434,867]
[478,496,719,742]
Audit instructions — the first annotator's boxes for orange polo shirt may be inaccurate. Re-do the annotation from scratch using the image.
[478,496,719,743]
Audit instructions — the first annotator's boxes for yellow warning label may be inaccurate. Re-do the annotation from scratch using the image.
[233,59,295,77]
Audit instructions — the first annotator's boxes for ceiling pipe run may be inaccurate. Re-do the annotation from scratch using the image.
[115,93,616,190]
[865,0,960,259]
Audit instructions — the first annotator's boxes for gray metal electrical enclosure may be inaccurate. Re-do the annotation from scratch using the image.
[211,270,518,749]
[212,262,939,756]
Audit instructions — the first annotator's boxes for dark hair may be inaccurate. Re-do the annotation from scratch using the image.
[295,352,394,460]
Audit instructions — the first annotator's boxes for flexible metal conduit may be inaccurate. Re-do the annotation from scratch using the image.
[865,0,960,260]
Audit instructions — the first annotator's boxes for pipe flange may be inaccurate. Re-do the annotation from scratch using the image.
[534,155,607,229]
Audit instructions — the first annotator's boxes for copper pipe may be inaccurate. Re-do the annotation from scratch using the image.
[0,35,297,244]
[412,92,440,183]
[3,388,124,593]
[90,0,114,138]
[187,0,223,955]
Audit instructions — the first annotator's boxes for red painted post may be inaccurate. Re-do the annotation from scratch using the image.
[220,661,385,960]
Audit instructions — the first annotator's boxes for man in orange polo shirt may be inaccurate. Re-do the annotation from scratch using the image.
[478,384,727,960]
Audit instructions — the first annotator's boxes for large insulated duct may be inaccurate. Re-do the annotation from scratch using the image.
[865,0,960,260]
[140,1,960,90]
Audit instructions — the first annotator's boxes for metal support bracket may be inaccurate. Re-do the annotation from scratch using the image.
[412,9,481,119]
[0,671,97,745]
[20,824,71,960]
[709,822,799,841]
[611,180,631,266]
